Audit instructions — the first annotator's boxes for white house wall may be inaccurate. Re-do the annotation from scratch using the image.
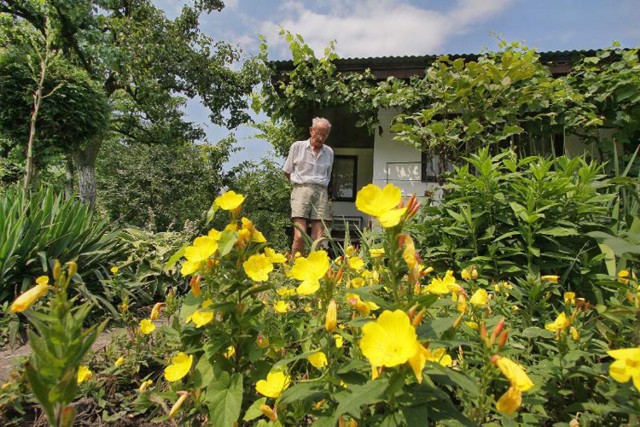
[373,109,442,198]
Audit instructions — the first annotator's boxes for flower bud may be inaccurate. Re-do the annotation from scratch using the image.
[189,275,202,297]
[407,304,419,320]
[452,312,464,329]
[59,405,76,427]
[53,260,62,280]
[412,309,426,326]
[497,330,508,349]
[480,322,488,342]
[65,261,78,279]
[260,404,278,422]
[168,391,189,418]
[325,300,337,332]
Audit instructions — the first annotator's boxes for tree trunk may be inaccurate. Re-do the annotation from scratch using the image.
[64,155,75,199]
[72,138,101,209]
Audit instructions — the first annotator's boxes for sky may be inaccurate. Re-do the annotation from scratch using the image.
[153,0,640,169]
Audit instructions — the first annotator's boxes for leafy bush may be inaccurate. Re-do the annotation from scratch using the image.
[0,185,123,307]
[411,148,613,293]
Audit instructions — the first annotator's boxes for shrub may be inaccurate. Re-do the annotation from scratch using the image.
[411,148,613,294]
[0,185,123,309]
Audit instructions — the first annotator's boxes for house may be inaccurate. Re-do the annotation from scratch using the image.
[273,49,610,236]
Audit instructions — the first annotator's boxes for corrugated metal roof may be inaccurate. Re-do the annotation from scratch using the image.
[271,48,605,71]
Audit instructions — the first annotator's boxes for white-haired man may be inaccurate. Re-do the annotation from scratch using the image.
[283,117,334,256]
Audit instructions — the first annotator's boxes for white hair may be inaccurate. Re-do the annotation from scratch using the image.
[312,117,331,131]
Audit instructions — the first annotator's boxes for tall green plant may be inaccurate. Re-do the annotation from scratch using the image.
[413,148,613,291]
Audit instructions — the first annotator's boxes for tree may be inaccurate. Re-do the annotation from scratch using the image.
[0,25,110,194]
[0,0,260,206]
[96,137,234,232]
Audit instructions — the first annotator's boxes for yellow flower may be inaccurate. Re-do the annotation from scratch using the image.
[138,379,153,392]
[618,269,633,284]
[274,300,290,314]
[355,183,407,228]
[348,256,365,271]
[150,302,164,320]
[35,275,49,285]
[114,356,125,367]
[276,287,296,297]
[496,386,522,415]
[164,352,193,382]
[191,310,214,328]
[346,293,379,316]
[350,277,365,288]
[469,288,489,307]
[334,334,344,348]
[256,335,270,349]
[563,292,576,305]
[168,391,189,418]
[307,351,328,369]
[243,254,274,282]
[255,370,291,398]
[461,269,470,281]
[424,270,457,295]
[427,347,453,367]
[369,248,385,258]
[139,319,156,335]
[214,190,245,211]
[545,312,571,332]
[265,247,287,263]
[77,365,92,384]
[289,250,330,295]
[570,326,580,341]
[110,266,119,275]
[494,356,534,392]
[541,275,559,283]
[607,346,640,392]
[408,345,430,383]
[181,236,219,276]
[224,346,236,359]
[325,299,337,332]
[9,284,50,313]
[202,298,213,308]
[465,321,479,330]
[360,310,419,370]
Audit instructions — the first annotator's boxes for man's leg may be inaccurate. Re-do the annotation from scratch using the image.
[291,217,308,257]
[310,219,325,244]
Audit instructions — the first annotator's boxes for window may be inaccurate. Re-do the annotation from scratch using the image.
[331,155,357,201]
[421,152,452,182]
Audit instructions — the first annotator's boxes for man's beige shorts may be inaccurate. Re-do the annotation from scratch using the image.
[291,183,331,221]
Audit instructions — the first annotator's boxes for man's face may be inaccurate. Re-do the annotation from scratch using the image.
[310,124,330,148]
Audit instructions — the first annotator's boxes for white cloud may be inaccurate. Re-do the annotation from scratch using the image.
[259,0,513,58]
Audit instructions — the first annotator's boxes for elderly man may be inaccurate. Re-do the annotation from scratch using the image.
[283,117,334,256]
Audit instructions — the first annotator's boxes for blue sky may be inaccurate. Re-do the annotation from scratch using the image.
[153,0,640,169]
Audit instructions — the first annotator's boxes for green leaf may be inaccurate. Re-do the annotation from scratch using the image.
[243,397,267,421]
[538,227,578,236]
[205,372,243,427]
[279,381,328,405]
[25,362,55,424]
[165,244,187,273]
[332,378,389,421]
[520,327,554,339]
[217,230,238,257]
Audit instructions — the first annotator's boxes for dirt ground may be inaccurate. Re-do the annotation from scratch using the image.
[0,327,126,383]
